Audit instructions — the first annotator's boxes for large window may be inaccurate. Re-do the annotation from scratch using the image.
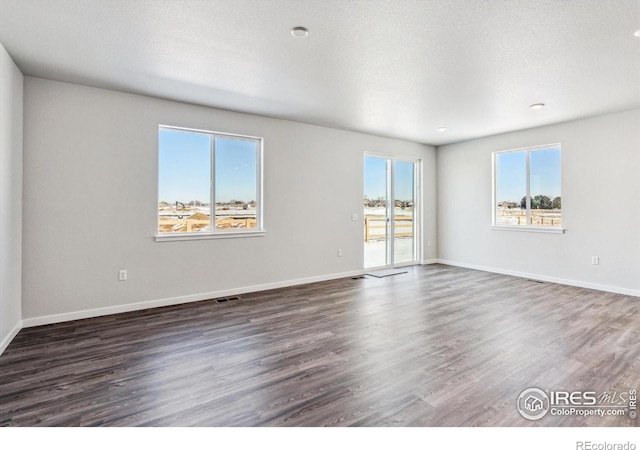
[493,144,561,229]
[157,126,263,239]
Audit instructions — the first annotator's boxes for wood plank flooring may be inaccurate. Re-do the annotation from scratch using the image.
[1,264,639,426]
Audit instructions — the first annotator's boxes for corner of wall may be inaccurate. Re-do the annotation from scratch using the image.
[0,40,24,356]
[0,320,22,356]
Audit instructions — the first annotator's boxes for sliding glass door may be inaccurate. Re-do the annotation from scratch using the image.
[364,155,419,269]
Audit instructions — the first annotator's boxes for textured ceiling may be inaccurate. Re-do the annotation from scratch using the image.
[1,0,639,146]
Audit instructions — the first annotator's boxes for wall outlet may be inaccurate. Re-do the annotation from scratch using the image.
[591,256,599,265]
[427,240,431,247]
[351,213,358,221]
[337,249,343,257]
[118,269,128,281]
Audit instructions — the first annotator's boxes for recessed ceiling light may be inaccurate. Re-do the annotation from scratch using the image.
[436,127,447,132]
[529,103,545,110]
[634,29,640,38]
[291,27,309,38]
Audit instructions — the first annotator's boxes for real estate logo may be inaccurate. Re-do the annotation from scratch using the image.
[517,387,550,420]
[517,387,637,421]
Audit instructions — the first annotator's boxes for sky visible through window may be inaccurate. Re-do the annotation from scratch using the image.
[364,157,414,201]
[496,147,561,203]
[158,128,257,204]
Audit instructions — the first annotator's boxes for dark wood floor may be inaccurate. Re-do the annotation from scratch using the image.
[1,265,639,426]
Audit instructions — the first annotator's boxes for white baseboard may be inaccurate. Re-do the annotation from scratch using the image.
[22,269,366,328]
[20,261,640,329]
[0,320,22,357]
[437,259,640,298]
[420,259,439,265]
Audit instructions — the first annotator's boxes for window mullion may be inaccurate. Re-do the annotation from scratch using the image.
[525,150,531,225]
[210,135,216,232]
[388,159,394,267]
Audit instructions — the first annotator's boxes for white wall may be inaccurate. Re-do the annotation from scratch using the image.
[437,108,640,295]
[22,77,436,323]
[0,42,23,353]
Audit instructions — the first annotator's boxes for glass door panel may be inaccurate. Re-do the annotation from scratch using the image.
[393,160,415,264]
[363,156,389,269]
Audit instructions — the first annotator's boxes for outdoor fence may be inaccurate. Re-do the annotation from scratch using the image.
[364,215,413,242]
[159,217,257,233]
[497,209,561,227]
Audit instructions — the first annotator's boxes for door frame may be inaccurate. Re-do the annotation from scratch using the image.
[363,153,422,269]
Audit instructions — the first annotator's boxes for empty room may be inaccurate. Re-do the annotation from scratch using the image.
[1,0,639,443]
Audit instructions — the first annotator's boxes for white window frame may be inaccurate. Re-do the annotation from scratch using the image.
[492,143,564,234]
[155,125,265,242]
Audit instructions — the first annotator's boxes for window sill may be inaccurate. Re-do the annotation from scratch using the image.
[491,226,565,234]
[155,230,266,242]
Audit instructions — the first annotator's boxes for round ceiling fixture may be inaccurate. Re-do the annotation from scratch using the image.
[291,27,309,38]
[529,103,545,110]
[436,127,448,132]
[634,29,640,38]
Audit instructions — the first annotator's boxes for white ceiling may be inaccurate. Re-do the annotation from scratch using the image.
[1,0,639,146]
